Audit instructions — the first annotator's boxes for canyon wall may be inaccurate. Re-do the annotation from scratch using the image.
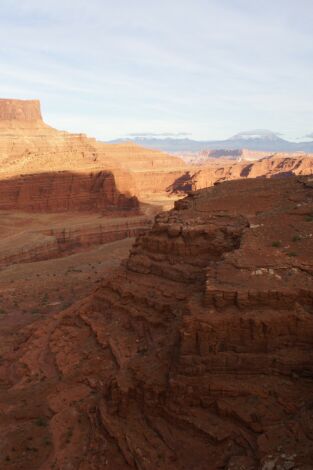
[0,99,312,214]
[0,216,151,268]
[0,99,187,212]
[1,176,312,469]
[167,155,313,194]
[0,98,43,123]
[0,171,139,213]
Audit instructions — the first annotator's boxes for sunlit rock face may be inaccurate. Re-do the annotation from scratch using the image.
[0,98,313,216]
[0,98,188,212]
[0,98,43,123]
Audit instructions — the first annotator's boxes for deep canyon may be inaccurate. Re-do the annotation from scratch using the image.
[0,99,312,470]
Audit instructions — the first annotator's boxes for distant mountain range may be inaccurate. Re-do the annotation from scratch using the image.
[109,130,313,154]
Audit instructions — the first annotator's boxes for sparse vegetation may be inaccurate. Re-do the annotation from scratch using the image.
[26,446,38,452]
[305,214,313,222]
[272,241,281,248]
[65,428,73,444]
[35,417,48,427]
[292,234,301,242]
[66,267,82,273]
[287,252,298,257]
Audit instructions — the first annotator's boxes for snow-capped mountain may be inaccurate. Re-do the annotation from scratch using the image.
[230,130,283,141]
[109,130,313,154]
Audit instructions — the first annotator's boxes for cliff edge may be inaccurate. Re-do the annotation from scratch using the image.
[0,98,45,126]
[0,176,312,469]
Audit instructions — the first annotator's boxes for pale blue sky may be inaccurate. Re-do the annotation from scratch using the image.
[1,0,313,140]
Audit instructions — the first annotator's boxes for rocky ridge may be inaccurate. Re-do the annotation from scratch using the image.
[0,215,150,268]
[0,98,43,124]
[1,99,313,214]
[0,171,139,213]
[0,99,185,212]
[0,176,312,469]
[167,155,313,195]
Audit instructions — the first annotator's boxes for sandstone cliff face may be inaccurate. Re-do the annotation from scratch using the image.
[0,216,150,268]
[167,156,313,195]
[0,176,312,469]
[0,171,139,213]
[0,98,43,123]
[0,99,313,214]
[0,99,187,212]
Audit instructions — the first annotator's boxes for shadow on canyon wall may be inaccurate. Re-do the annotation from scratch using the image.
[166,170,200,194]
[0,170,140,214]
[167,167,299,195]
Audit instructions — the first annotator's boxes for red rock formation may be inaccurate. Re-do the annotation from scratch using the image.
[0,99,312,213]
[167,155,313,195]
[0,176,312,469]
[182,148,271,164]
[0,171,139,213]
[199,154,313,182]
[0,98,43,123]
[0,216,151,268]
[0,99,187,211]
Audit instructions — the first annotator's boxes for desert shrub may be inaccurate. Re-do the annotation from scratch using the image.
[35,417,47,427]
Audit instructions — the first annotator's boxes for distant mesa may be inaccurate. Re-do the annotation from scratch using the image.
[0,98,43,123]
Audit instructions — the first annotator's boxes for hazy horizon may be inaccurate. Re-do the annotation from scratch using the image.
[1,0,313,141]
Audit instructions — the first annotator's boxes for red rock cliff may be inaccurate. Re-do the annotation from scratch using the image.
[0,176,312,469]
[0,98,43,123]
[0,171,139,213]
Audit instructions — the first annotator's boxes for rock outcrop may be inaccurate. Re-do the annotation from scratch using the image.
[0,99,187,212]
[1,99,313,216]
[167,155,313,195]
[0,98,43,124]
[0,171,139,213]
[0,176,312,469]
[0,215,150,268]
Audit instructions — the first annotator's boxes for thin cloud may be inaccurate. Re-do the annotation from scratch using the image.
[0,0,313,141]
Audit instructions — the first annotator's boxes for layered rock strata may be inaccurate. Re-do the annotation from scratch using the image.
[0,171,139,213]
[0,100,187,211]
[1,99,313,214]
[167,156,313,195]
[0,216,151,268]
[0,98,43,123]
[0,176,312,469]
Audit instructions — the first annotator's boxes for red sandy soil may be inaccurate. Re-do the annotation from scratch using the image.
[0,208,153,329]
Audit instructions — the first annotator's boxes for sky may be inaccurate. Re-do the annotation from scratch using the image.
[1,0,313,141]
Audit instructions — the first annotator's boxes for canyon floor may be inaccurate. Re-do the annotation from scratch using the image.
[0,206,157,323]
[0,235,133,323]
